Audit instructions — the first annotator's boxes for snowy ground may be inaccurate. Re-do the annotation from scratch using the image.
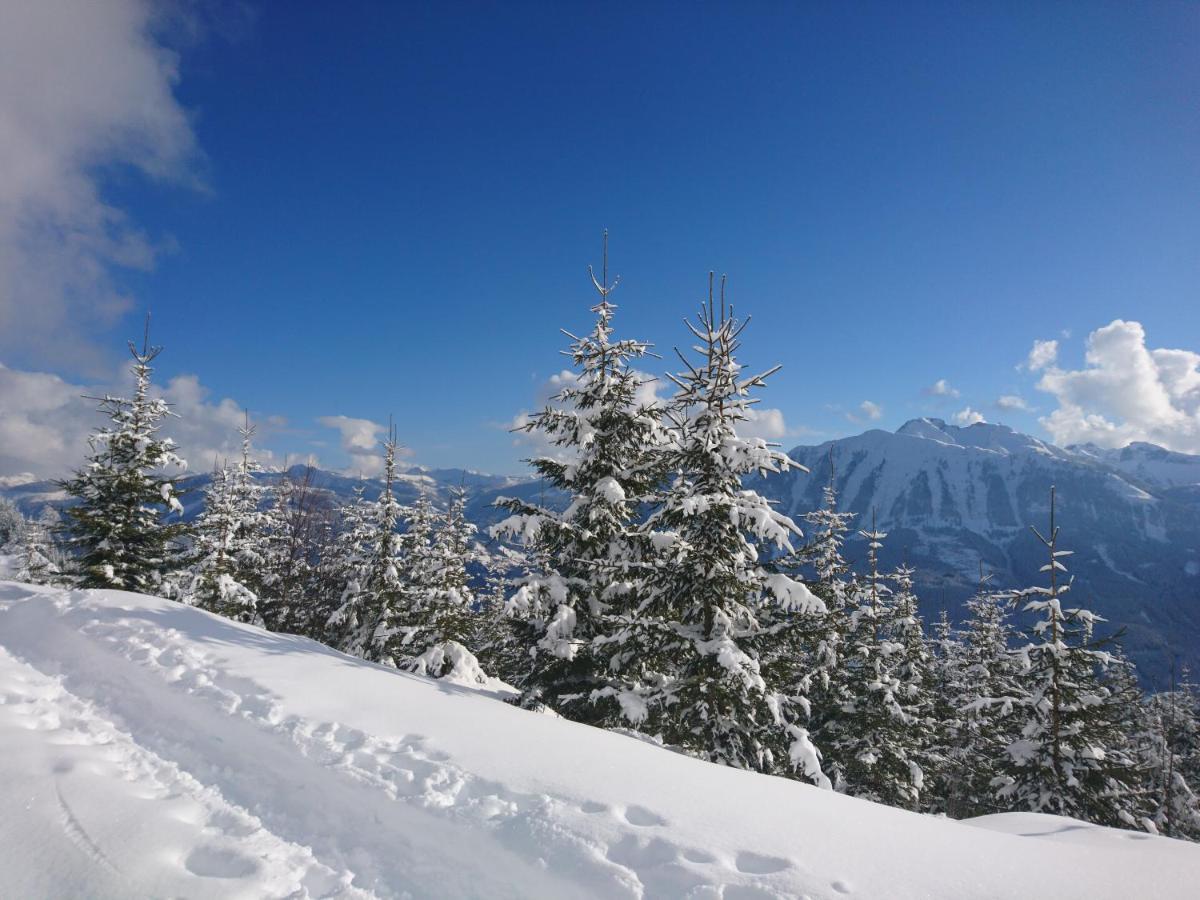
[1,581,1197,899]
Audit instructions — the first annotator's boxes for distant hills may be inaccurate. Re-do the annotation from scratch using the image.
[761,418,1200,686]
[6,418,1197,685]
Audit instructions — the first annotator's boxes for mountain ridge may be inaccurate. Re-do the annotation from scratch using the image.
[5,420,1197,684]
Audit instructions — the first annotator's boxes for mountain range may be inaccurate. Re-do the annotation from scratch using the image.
[5,418,1198,686]
[759,418,1200,686]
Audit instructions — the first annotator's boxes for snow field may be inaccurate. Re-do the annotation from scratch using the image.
[2,581,1198,899]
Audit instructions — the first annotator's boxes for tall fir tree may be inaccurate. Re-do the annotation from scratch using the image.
[256,465,335,633]
[888,561,938,808]
[60,321,189,593]
[608,275,826,782]
[824,520,925,806]
[939,568,1018,817]
[185,414,266,622]
[925,603,969,815]
[996,486,1142,828]
[1140,670,1200,840]
[186,464,260,621]
[492,235,663,720]
[779,458,856,781]
[325,481,375,651]
[329,433,405,660]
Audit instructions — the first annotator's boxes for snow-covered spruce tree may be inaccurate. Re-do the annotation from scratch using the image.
[324,481,375,651]
[0,497,23,547]
[888,561,938,806]
[376,491,436,657]
[491,238,664,720]
[256,465,334,633]
[925,605,969,815]
[610,275,826,782]
[823,519,925,806]
[798,457,856,699]
[185,465,258,621]
[387,486,488,681]
[471,547,532,687]
[60,324,188,593]
[943,568,1022,817]
[762,458,856,781]
[996,486,1143,829]
[184,416,266,622]
[328,435,405,660]
[1141,671,1200,840]
[14,513,62,585]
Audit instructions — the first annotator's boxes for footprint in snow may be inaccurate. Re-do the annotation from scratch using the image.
[621,805,668,827]
[831,879,852,894]
[734,851,791,875]
[185,845,259,879]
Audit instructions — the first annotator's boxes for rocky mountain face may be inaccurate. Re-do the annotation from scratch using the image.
[753,418,1200,686]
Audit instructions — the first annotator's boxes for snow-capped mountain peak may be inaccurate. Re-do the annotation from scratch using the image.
[761,421,1200,686]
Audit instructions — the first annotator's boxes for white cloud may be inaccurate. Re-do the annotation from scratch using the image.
[740,406,790,441]
[1036,319,1200,452]
[924,378,960,398]
[0,359,282,479]
[315,415,394,477]
[0,0,202,373]
[1024,339,1059,372]
[996,394,1031,412]
[952,406,985,426]
[845,401,883,425]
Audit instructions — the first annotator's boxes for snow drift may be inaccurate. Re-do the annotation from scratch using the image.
[1,580,1197,899]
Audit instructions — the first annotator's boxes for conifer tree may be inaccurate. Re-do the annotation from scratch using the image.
[940,567,1021,816]
[824,520,924,806]
[492,235,663,720]
[60,321,188,593]
[325,481,375,650]
[329,434,405,660]
[256,465,335,632]
[1140,670,1200,840]
[385,486,489,680]
[925,604,969,815]
[184,415,266,621]
[888,561,938,805]
[775,459,856,781]
[14,513,61,585]
[472,548,531,687]
[186,464,260,621]
[609,275,826,782]
[0,497,23,547]
[800,456,856,692]
[996,486,1142,828]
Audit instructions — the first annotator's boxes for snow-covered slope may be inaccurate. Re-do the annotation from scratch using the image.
[1,582,1197,899]
[1068,441,1200,491]
[759,418,1200,686]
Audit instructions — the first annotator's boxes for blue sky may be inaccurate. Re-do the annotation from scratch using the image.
[2,1,1199,477]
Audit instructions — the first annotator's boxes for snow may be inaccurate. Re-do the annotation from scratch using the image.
[1,580,1198,899]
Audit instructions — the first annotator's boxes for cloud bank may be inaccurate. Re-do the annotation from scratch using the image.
[0,360,283,480]
[0,0,200,373]
[1034,320,1200,452]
